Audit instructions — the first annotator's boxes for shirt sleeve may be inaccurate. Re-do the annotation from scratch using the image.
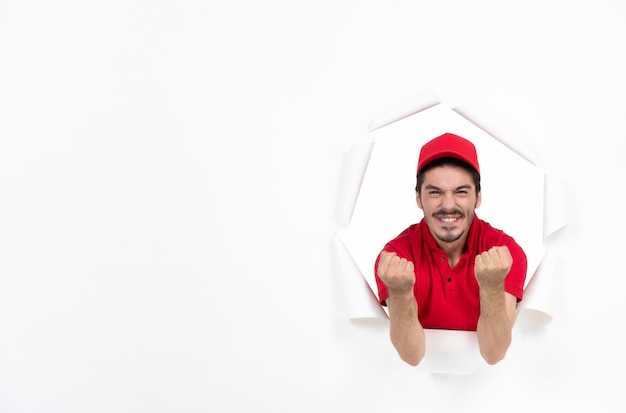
[503,239,527,301]
[374,248,390,305]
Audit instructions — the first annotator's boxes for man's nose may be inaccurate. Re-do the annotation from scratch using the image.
[441,191,456,207]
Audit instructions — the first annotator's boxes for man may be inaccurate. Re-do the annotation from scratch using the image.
[374,132,527,366]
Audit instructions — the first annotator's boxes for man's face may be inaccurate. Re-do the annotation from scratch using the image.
[416,164,481,246]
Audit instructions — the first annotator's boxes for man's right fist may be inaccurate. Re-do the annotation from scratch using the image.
[377,251,415,295]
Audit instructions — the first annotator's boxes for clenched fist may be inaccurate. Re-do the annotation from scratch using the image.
[377,251,415,295]
[474,246,513,289]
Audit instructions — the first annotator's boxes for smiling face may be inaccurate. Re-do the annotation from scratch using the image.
[416,163,481,249]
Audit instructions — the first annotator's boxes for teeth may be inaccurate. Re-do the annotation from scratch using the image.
[441,218,456,223]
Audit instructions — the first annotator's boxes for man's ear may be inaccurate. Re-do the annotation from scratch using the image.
[416,191,423,210]
[476,191,482,209]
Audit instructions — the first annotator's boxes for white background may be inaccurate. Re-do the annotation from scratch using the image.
[0,1,624,412]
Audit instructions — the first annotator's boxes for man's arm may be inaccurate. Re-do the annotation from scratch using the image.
[474,246,517,365]
[387,290,425,366]
[378,251,425,366]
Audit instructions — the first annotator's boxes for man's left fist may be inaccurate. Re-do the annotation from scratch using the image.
[474,246,513,289]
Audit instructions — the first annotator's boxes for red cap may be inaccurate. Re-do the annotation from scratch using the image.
[417,133,480,175]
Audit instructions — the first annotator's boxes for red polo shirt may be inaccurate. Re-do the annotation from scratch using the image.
[374,216,527,331]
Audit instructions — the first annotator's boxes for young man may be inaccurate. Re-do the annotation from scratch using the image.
[374,133,527,366]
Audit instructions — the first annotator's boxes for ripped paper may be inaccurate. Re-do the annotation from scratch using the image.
[334,91,566,374]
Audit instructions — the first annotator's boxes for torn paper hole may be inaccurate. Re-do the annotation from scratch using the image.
[334,91,566,374]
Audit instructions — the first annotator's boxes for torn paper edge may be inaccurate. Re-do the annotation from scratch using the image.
[333,90,567,374]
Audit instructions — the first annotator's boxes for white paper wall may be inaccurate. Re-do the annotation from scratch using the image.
[0,1,623,412]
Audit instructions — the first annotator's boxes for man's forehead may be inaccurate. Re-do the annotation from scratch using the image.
[421,164,476,186]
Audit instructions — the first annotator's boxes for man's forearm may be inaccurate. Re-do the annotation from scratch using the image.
[387,291,425,366]
[476,284,511,365]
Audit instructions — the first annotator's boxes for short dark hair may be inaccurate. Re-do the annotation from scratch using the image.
[415,157,481,195]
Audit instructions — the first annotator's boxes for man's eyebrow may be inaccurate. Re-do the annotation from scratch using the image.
[424,184,472,191]
[424,184,441,190]
[455,184,473,191]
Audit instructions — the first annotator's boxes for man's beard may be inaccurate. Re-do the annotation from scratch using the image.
[432,209,473,244]
[435,228,465,243]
